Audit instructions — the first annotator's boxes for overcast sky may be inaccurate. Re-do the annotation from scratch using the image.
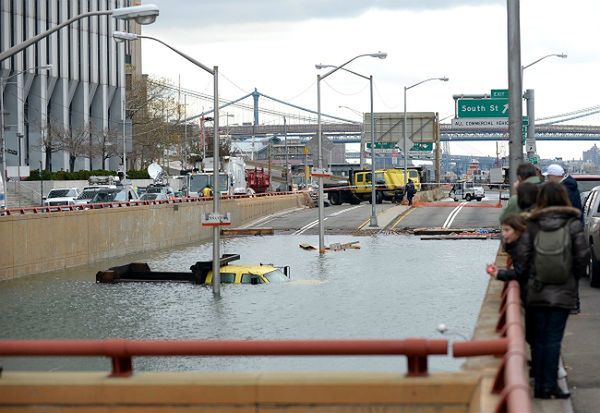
[139,0,600,160]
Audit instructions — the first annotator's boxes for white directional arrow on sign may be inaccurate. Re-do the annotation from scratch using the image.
[502,103,509,115]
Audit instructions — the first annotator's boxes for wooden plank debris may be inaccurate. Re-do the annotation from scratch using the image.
[221,227,274,236]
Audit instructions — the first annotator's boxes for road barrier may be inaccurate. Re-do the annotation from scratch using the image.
[452,281,531,413]
[0,190,299,216]
[0,338,448,378]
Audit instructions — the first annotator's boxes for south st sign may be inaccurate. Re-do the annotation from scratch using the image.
[457,98,509,118]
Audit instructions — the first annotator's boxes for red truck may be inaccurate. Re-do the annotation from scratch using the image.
[246,167,270,193]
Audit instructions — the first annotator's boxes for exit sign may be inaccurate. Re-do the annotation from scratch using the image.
[457,98,509,118]
[491,89,509,98]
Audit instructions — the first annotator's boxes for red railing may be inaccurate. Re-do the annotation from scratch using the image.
[0,338,447,378]
[452,281,531,413]
[0,190,301,216]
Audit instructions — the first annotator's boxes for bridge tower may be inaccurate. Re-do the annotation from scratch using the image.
[252,89,260,126]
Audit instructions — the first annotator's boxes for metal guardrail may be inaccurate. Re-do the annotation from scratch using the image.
[0,338,448,378]
[453,281,532,413]
[0,190,301,216]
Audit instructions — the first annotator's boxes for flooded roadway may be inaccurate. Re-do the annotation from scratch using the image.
[0,234,499,373]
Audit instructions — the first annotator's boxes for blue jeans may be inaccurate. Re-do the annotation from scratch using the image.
[529,307,569,393]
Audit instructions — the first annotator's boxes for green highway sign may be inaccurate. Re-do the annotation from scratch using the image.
[366,142,397,149]
[457,98,509,118]
[491,89,509,98]
[409,143,433,152]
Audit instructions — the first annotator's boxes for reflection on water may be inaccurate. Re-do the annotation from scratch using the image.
[0,235,499,373]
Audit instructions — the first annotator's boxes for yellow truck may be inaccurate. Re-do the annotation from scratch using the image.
[326,168,421,205]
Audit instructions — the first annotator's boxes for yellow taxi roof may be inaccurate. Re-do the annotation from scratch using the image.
[219,264,277,275]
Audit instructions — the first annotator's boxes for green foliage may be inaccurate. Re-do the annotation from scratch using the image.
[27,169,149,180]
[125,170,150,179]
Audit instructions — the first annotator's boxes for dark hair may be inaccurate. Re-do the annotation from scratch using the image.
[516,163,537,180]
[501,213,527,233]
[537,182,571,208]
[517,182,539,211]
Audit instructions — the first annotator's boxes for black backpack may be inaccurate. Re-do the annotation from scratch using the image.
[534,219,574,285]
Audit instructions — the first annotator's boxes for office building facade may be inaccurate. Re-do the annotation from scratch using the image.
[0,0,140,176]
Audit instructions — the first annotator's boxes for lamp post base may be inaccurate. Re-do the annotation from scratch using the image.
[369,216,379,228]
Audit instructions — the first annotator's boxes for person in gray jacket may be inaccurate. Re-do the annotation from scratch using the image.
[519,182,590,399]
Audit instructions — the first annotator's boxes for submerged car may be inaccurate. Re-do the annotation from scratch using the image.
[96,254,290,285]
[203,264,289,285]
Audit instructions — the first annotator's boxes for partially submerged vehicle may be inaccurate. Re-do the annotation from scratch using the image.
[96,254,290,285]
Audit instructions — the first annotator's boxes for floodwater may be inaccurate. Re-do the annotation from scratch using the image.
[0,235,499,373]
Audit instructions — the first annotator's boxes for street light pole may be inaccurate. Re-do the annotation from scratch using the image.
[521,53,567,163]
[507,0,523,192]
[403,77,449,188]
[113,31,222,297]
[284,116,290,191]
[315,62,385,228]
[316,74,325,252]
[314,52,386,252]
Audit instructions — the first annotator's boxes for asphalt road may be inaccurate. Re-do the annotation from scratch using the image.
[246,193,503,235]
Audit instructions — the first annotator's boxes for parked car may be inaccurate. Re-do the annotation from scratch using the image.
[582,185,600,287]
[74,185,117,205]
[140,192,169,201]
[573,175,600,207]
[89,187,139,204]
[43,188,80,206]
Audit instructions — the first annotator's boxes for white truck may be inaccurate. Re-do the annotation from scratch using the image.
[203,156,249,196]
[180,156,250,198]
[449,181,485,202]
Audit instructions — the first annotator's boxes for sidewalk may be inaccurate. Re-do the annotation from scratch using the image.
[561,277,600,413]
[358,204,411,230]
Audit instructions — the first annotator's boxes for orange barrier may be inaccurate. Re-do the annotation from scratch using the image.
[0,338,448,378]
[452,281,531,413]
[413,201,502,208]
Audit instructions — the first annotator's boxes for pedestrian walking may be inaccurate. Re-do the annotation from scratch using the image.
[405,179,416,206]
[521,182,589,399]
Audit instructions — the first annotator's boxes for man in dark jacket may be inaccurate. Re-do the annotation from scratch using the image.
[543,164,583,216]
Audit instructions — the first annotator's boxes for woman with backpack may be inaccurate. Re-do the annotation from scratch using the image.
[521,182,589,399]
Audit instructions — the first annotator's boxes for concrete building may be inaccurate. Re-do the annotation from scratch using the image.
[583,144,600,169]
[0,0,140,176]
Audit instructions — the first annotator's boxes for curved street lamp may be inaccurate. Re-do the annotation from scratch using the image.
[114,31,223,297]
[403,77,449,184]
[521,53,567,162]
[316,62,383,227]
[1,65,53,197]
[315,52,386,252]
[0,5,159,63]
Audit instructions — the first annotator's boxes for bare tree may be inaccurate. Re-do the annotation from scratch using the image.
[92,127,120,169]
[49,125,90,171]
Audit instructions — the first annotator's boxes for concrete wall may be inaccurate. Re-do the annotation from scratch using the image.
[0,194,306,281]
[0,371,481,412]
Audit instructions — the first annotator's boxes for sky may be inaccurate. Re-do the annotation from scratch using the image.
[139,0,600,160]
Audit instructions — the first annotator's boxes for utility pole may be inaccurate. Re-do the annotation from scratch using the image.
[507,0,523,192]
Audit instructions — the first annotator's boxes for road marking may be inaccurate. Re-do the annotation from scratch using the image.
[442,202,466,228]
[328,205,363,217]
[391,207,416,230]
[293,217,329,235]
[357,218,370,230]
[239,207,304,229]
